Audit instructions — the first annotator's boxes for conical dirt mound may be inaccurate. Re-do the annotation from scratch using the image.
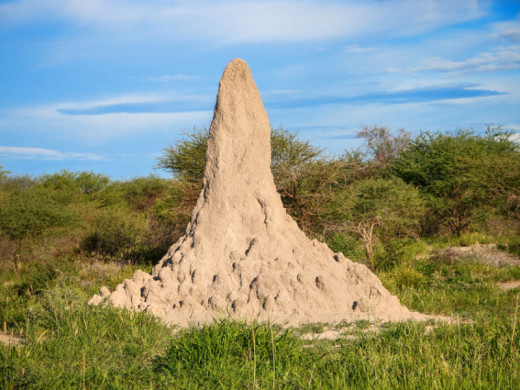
[90,59,427,326]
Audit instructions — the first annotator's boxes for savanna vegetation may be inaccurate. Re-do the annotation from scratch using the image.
[1,126,520,388]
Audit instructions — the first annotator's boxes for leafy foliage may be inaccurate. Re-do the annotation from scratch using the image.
[80,208,148,260]
[0,188,77,240]
[156,127,209,182]
[270,127,345,233]
[39,170,110,195]
[355,125,411,170]
[335,177,425,266]
[393,128,520,236]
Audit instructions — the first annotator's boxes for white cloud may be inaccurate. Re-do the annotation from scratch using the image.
[413,46,520,74]
[0,92,214,146]
[264,89,302,95]
[2,92,210,115]
[144,74,200,83]
[52,93,166,110]
[498,28,520,43]
[0,146,110,161]
[0,0,487,44]
[343,45,374,53]
[493,17,520,43]
[506,124,520,132]
[2,107,212,142]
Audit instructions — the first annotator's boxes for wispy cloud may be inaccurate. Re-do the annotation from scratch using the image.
[57,101,210,115]
[267,83,505,108]
[0,146,110,161]
[343,45,374,53]
[54,93,167,110]
[413,46,520,74]
[493,17,520,43]
[52,93,211,115]
[144,74,200,82]
[265,89,303,95]
[497,28,520,43]
[2,109,213,143]
[0,0,487,44]
[506,124,520,132]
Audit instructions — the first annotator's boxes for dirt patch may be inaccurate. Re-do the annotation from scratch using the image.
[0,332,22,347]
[435,244,520,267]
[497,281,520,291]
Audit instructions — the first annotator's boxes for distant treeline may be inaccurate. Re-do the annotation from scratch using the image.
[1,126,519,270]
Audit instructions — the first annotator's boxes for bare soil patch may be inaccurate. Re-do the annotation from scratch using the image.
[497,280,520,291]
[0,332,22,347]
[435,244,520,267]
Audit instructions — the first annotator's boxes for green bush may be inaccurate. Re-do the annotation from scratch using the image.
[0,188,77,240]
[334,177,425,265]
[156,127,209,182]
[0,165,9,182]
[80,209,148,260]
[387,265,428,290]
[325,232,362,259]
[0,174,36,191]
[393,128,520,236]
[121,176,170,209]
[38,170,110,195]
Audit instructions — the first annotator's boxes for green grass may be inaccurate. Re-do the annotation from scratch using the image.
[1,253,519,389]
[1,288,173,389]
[1,292,519,389]
[1,171,520,388]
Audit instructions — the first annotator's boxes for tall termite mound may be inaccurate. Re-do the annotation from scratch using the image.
[90,58,425,326]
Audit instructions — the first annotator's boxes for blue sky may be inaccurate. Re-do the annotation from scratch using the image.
[1,0,519,179]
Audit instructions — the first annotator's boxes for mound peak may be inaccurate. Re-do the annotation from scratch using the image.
[90,58,425,326]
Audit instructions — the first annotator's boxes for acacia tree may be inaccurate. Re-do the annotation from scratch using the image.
[393,128,520,236]
[333,177,425,264]
[269,128,346,233]
[156,127,346,235]
[356,125,411,169]
[341,126,412,184]
[156,128,209,183]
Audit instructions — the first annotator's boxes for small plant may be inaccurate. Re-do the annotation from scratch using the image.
[154,320,301,387]
[296,322,326,335]
[389,266,428,290]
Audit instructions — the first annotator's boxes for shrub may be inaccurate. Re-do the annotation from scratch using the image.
[115,176,171,211]
[156,127,209,182]
[0,188,77,240]
[80,209,147,260]
[393,128,520,236]
[0,174,36,191]
[354,125,411,170]
[334,177,425,264]
[0,165,9,182]
[387,265,428,290]
[38,170,110,194]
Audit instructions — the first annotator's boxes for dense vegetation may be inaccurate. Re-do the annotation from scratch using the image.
[157,125,520,268]
[1,126,519,388]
